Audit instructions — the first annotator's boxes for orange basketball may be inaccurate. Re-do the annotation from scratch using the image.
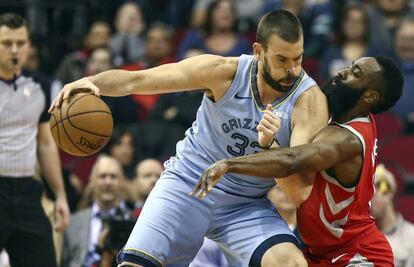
[50,92,113,156]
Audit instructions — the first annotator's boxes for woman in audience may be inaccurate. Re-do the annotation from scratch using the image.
[177,0,251,60]
[318,3,380,82]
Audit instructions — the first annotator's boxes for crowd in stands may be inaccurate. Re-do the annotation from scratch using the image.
[1,0,414,266]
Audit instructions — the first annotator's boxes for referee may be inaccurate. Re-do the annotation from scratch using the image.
[0,13,70,267]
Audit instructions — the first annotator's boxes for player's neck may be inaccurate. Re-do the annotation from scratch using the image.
[334,107,369,124]
[256,74,284,105]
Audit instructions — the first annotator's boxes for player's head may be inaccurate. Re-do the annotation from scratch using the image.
[254,9,303,93]
[90,155,125,208]
[321,56,404,120]
[0,13,30,75]
[134,159,163,202]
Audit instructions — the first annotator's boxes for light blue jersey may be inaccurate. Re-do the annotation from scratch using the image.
[120,55,317,267]
[167,54,316,197]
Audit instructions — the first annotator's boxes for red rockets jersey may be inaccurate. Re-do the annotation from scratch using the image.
[297,114,379,257]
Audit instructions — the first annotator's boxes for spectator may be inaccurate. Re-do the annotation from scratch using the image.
[56,20,111,84]
[61,155,127,267]
[102,126,137,179]
[318,3,379,82]
[368,0,412,54]
[0,13,70,267]
[177,0,251,60]
[191,0,265,33]
[134,0,194,29]
[371,164,414,267]
[132,159,163,207]
[391,18,414,133]
[110,2,145,66]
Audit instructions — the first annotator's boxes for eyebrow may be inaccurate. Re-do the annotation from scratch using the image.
[276,53,304,60]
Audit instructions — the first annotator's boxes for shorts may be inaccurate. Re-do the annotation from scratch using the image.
[117,170,298,267]
[304,229,393,267]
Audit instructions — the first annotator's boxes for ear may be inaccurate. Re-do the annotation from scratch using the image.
[253,42,263,58]
[363,89,381,105]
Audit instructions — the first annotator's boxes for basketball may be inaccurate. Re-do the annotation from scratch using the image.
[50,92,113,156]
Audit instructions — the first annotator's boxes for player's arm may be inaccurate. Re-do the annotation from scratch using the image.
[276,85,329,204]
[37,121,70,231]
[191,126,361,199]
[50,55,237,112]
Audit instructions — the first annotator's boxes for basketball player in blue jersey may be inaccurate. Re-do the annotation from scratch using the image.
[51,10,328,267]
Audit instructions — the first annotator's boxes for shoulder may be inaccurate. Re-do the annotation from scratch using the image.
[293,85,328,118]
[296,85,326,104]
[314,125,362,149]
[193,54,239,69]
[187,54,239,80]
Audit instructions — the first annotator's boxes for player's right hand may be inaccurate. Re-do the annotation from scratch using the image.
[190,160,229,199]
[257,104,281,148]
[48,77,101,113]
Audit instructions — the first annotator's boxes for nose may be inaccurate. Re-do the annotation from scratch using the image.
[337,69,348,80]
[11,43,18,54]
[286,62,295,74]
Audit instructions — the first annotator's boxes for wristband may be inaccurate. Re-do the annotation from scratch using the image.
[260,139,274,149]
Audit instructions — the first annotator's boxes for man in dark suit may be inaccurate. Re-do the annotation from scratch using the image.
[61,155,126,267]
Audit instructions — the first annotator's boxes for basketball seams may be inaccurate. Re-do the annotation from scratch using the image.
[66,112,112,138]
[51,113,62,149]
[67,93,90,110]
[50,110,111,132]
[60,103,90,155]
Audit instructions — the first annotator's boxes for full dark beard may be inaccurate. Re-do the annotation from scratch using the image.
[321,77,365,120]
[262,58,297,93]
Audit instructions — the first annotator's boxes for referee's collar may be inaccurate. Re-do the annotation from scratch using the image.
[0,72,22,85]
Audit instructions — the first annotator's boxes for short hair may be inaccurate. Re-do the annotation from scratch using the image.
[147,22,174,42]
[256,9,303,48]
[102,125,135,154]
[371,56,404,114]
[0,13,27,29]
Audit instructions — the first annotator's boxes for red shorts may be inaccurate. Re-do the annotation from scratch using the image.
[304,230,393,267]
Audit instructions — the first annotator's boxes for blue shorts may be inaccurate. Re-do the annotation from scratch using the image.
[117,170,297,267]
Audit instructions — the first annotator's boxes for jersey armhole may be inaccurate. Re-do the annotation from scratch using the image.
[206,54,252,107]
[327,123,365,188]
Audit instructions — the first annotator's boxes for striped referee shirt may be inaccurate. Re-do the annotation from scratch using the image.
[0,71,51,177]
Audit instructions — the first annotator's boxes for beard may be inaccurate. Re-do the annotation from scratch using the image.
[321,76,365,120]
[262,57,298,93]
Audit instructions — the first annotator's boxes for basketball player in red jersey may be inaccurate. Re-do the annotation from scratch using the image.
[191,56,404,266]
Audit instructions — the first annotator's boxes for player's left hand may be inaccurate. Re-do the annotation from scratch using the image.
[257,104,281,148]
[54,193,70,232]
[190,160,229,199]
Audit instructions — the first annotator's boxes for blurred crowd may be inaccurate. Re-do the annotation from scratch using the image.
[1,0,414,266]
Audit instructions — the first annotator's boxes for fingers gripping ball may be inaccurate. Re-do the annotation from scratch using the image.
[50,93,113,156]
